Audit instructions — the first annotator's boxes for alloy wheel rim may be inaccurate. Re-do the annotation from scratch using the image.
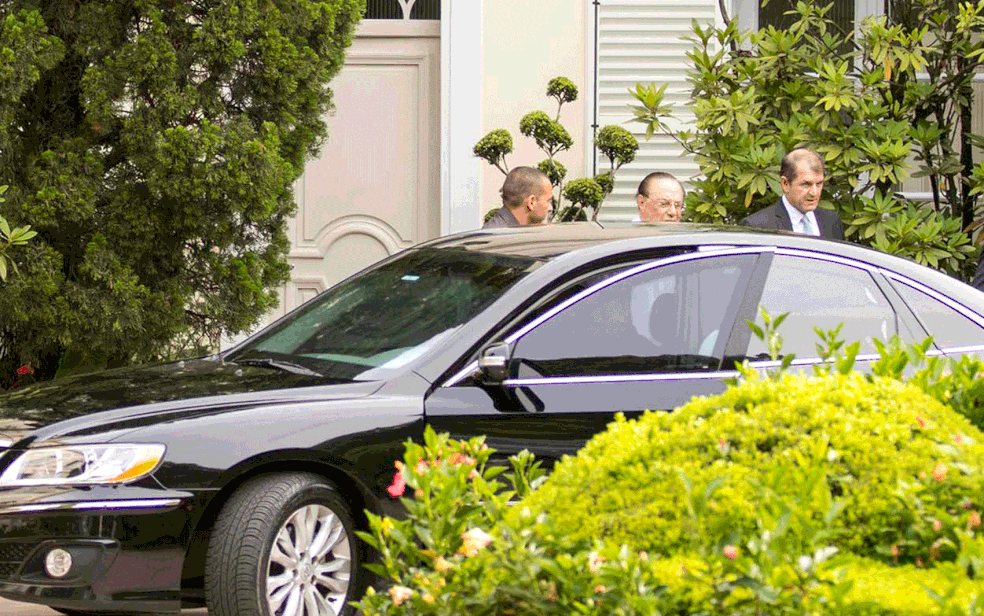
[266,503,352,616]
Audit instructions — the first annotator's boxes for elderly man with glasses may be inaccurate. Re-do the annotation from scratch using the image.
[635,172,685,222]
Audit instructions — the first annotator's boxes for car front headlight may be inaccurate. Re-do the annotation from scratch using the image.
[0,444,166,486]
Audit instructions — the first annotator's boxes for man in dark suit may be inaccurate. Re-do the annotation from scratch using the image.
[739,148,844,240]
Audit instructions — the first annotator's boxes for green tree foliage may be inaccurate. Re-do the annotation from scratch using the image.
[473,77,639,222]
[630,0,984,277]
[0,0,364,382]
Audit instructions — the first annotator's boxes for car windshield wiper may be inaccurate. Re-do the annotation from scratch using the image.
[233,357,324,377]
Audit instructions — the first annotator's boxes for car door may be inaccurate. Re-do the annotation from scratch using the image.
[423,248,766,467]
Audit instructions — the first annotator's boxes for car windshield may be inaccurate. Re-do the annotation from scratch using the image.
[227,247,543,380]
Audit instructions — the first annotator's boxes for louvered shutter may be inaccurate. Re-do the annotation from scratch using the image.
[593,0,718,221]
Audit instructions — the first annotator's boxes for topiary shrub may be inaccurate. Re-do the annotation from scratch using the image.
[515,371,984,564]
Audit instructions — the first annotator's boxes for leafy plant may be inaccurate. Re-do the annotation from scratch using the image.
[0,185,36,282]
[629,0,984,278]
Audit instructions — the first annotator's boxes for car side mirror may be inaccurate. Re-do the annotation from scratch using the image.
[477,342,512,383]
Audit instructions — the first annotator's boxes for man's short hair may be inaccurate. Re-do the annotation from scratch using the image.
[780,148,825,182]
[636,171,685,198]
[501,166,551,209]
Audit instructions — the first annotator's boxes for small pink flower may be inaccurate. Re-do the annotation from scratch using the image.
[723,545,738,560]
[387,462,406,497]
[933,462,948,483]
[587,551,605,573]
[933,519,943,532]
[388,585,413,606]
[916,416,926,429]
[459,528,493,556]
[15,364,32,376]
[594,585,607,593]
[970,511,981,529]
[718,437,727,453]
[414,459,429,475]
[955,434,965,445]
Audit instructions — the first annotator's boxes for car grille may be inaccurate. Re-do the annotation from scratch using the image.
[0,542,34,579]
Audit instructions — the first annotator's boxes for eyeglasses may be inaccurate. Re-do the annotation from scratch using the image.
[641,196,683,211]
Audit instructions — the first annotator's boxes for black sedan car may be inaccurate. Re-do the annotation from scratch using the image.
[1,223,983,616]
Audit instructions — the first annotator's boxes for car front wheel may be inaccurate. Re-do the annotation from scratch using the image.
[205,472,362,616]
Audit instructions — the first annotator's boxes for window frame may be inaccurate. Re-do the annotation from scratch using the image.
[498,247,766,383]
[884,272,984,355]
[738,248,946,370]
[744,251,902,361]
[734,0,882,38]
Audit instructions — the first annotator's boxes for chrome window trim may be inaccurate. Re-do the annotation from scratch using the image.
[501,371,741,387]
[774,247,880,273]
[881,270,984,331]
[444,361,478,387]
[747,354,880,369]
[440,246,772,387]
[938,344,984,356]
[0,498,183,515]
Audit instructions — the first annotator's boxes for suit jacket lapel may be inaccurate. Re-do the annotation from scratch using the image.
[775,201,793,231]
[816,210,832,238]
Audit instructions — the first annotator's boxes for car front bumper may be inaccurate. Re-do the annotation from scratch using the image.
[0,484,206,614]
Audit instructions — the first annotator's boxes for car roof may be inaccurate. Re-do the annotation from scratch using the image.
[418,221,906,268]
[416,221,984,307]
[418,221,722,259]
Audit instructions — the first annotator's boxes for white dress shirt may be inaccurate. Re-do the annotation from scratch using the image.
[781,196,819,236]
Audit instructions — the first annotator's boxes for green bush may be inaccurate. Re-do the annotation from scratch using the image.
[516,372,984,563]
[356,367,984,616]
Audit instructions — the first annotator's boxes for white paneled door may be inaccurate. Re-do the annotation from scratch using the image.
[258,21,441,333]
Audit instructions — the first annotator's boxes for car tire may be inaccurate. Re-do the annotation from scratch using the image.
[205,472,362,616]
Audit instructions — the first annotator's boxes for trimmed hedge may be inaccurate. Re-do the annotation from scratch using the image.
[515,372,984,563]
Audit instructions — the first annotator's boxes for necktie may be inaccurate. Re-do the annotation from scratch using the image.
[801,215,817,236]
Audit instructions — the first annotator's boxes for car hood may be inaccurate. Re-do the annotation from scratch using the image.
[0,358,381,446]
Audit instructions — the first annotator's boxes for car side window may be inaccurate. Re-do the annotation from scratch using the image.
[509,254,756,377]
[747,255,896,358]
[892,281,984,349]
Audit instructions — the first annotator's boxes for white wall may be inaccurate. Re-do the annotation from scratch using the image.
[479,1,588,219]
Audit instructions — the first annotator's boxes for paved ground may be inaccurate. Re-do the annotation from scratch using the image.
[0,596,208,614]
